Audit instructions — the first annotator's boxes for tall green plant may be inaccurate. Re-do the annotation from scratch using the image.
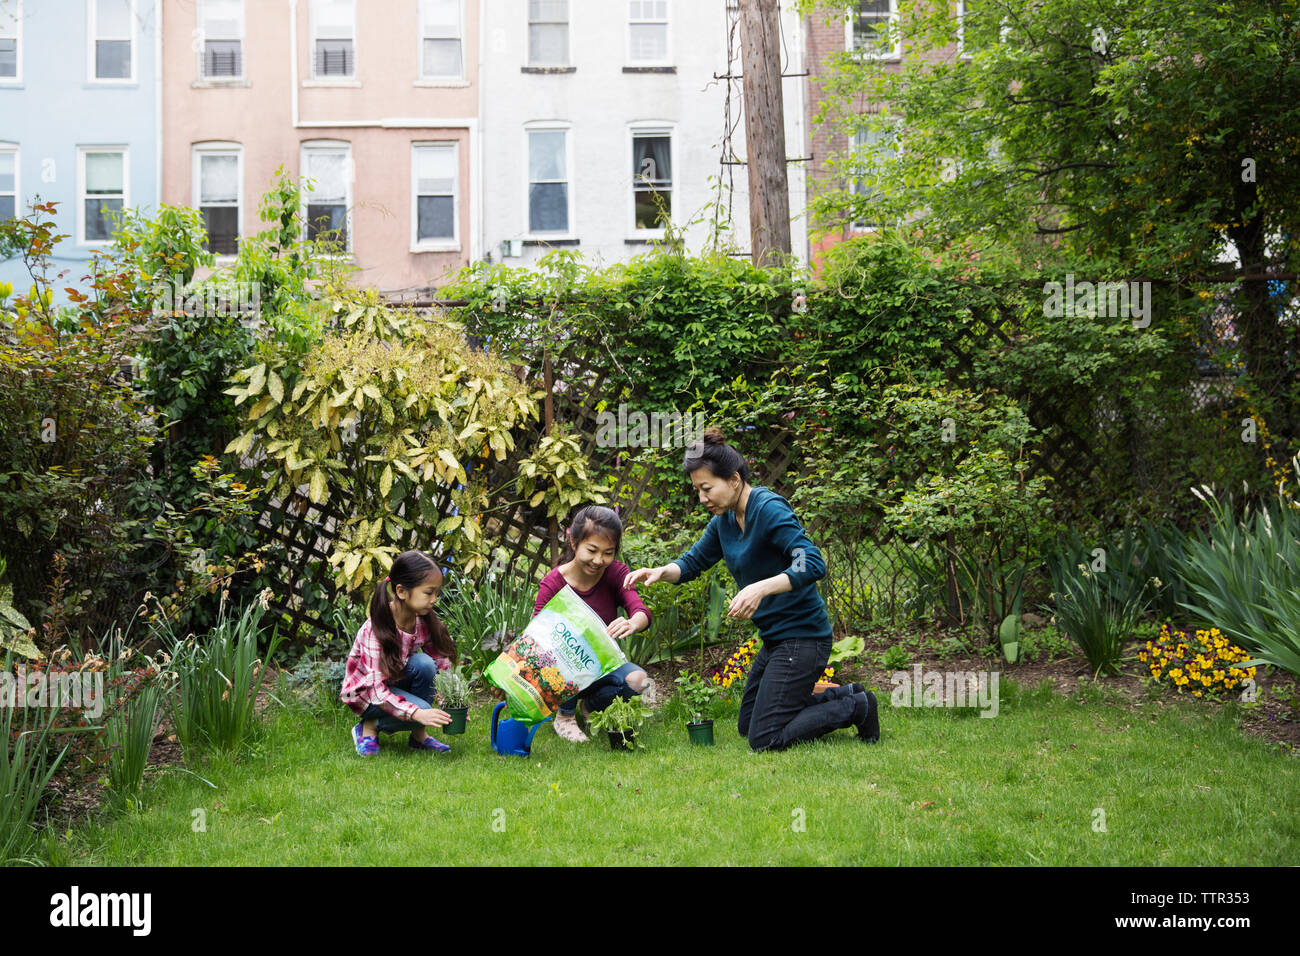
[1,655,69,864]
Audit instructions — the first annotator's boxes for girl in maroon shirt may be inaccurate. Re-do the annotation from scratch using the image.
[533,505,653,743]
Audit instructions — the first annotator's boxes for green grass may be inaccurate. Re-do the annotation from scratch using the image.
[59,680,1300,866]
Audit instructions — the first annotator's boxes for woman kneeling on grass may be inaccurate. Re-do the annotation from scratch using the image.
[534,505,653,743]
[625,429,879,751]
[341,550,457,756]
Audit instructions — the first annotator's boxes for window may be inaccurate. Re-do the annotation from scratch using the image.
[850,122,900,230]
[848,0,898,59]
[311,0,355,78]
[528,0,568,67]
[628,1,669,63]
[79,147,127,244]
[0,0,21,81]
[412,142,457,246]
[957,0,970,59]
[631,130,671,231]
[527,129,569,234]
[301,142,351,251]
[91,0,134,81]
[193,144,241,255]
[0,146,16,222]
[420,0,463,79]
[200,0,243,80]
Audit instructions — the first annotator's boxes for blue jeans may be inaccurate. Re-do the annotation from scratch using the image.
[360,653,438,734]
[736,636,859,751]
[559,661,644,717]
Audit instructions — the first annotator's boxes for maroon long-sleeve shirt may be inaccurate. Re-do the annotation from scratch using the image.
[532,560,652,627]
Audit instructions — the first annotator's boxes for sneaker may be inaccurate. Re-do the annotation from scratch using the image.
[853,690,880,743]
[352,722,379,756]
[554,712,589,743]
[409,734,451,753]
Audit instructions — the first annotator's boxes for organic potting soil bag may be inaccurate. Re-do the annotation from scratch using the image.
[484,584,628,725]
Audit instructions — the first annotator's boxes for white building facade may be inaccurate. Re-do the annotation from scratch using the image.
[477,0,807,270]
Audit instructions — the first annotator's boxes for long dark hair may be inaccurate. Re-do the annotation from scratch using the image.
[682,427,752,483]
[368,550,458,681]
[558,505,623,565]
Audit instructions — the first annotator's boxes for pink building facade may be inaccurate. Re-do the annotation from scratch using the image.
[162,0,479,292]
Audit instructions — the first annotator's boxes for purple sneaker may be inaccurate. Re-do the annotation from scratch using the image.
[353,722,379,756]
[409,734,451,753]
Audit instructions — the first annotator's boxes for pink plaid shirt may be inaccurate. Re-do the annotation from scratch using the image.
[340,617,451,720]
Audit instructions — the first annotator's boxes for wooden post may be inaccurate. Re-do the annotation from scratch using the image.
[543,352,558,566]
[739,0,792,268]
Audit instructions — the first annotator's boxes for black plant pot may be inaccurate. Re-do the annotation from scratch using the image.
[607,729,635,751]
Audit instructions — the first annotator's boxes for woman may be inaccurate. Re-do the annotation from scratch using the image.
[625,429,879,751]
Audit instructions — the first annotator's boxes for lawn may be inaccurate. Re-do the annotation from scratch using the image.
[59,678,1300,866]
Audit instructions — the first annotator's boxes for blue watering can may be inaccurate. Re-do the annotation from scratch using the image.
[491,702,551,757]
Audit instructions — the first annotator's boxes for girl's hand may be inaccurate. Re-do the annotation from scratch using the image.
[606,617,634,640]
[414,707,452,728]
[727,582,769,620]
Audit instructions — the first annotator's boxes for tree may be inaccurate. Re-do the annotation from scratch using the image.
[805,0,1300,446]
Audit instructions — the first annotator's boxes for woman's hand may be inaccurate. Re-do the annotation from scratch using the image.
[413,707,452,728]
[624,564,679,589]
[727,581,770,620]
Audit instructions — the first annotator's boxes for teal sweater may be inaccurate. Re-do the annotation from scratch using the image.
[671,486,833,643]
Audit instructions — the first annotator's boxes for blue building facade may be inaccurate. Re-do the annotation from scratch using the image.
[0,0,159,300]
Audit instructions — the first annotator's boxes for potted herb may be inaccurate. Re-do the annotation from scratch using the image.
[674,670,721,745]
[435,665,476,735]
[586,695,652,750]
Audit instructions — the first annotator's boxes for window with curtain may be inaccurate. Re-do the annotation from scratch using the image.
[201,0,243,79]
[302,145,350,250]
[0,149,16,222]
[93,0,133,80]
[83,150,125,242]
[528,129,568,233]
[628,0,668,62]
[851,0,896,57]
[528,0,568,67]
[414,143,456,242]
[421,0,462,78]
[0,0,21,79]
[632,133,671,230]
[312,0,355,77]
[197,149,240,255]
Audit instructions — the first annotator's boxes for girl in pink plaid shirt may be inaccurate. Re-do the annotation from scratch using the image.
[341,550,458,756]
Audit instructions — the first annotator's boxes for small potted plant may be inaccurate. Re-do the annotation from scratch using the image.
[586,694,652,750]
[674,670,720,745]
[435,665,476,735]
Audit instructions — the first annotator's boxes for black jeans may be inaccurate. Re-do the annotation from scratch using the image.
[737,636,860,751]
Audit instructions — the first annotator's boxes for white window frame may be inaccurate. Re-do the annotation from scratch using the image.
[197,0,245,82]
[849,119,900,232]
[845,0,900,60]
[310,0,357,80]
[0,143,18,222]
[628,123,675,238]
[526,0,569,68]
[523,123,574,239]
[417,0,465,82]
[410,141,459,252]
[191,142,243,259]
[957,0,971,60]
[0,0,23,85]
[300,139,353,255]
[626,0,671,67]
[88,0,137,83]
[76,145,129,246]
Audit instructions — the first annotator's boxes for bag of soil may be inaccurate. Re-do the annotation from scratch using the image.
[485,584,628,726]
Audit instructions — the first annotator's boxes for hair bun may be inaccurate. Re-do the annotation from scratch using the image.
[702,427,727,446]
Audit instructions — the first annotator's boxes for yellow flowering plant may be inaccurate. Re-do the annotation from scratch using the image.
[709,636,834,689]
[1139,623,1256,699]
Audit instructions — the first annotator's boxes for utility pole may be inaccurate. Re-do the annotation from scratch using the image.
[739,0,792,268]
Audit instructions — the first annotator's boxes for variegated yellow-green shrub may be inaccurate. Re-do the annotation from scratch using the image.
[223,288,601,589]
